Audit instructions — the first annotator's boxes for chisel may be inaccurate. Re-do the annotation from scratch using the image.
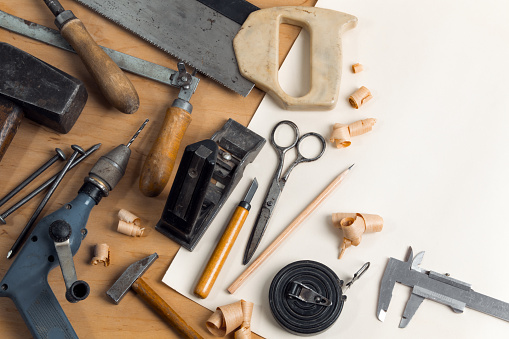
[194,178,258,299]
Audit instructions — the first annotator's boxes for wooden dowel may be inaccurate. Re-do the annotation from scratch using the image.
[227,165,353,294]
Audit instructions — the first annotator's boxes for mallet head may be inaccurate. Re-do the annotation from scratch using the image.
[107,253,158,304]
[0,42,87,133]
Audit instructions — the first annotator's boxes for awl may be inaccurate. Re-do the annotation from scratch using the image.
[40,0,139,114]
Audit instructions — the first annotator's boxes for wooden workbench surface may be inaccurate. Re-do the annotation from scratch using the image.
[0,0,316,337]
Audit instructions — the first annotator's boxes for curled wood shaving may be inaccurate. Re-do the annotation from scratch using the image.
[332,213,383,259]
[349,86,373,109]
[117,220,144,237]
[91,243,110,266]
[118,209,141,225]
[352,63,364,73]
[329,118,376,148]
[206,300,254,338]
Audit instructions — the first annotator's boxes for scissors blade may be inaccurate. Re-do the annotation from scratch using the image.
[242,178,283,265]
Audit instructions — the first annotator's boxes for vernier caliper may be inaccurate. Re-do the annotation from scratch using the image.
[377,246,509,327]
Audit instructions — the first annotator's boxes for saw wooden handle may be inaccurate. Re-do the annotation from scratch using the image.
[132,277,203,339]
[0,98,24,162]
[234,7,357,110]
[194,206,249,299]
[60,18,139,114]
[139,106,192,197]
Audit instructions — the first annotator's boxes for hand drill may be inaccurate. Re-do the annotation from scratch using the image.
[0,120,148,339]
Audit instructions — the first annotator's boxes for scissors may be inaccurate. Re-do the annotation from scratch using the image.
[243,120,326,265]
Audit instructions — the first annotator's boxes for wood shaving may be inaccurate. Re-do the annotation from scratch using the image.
[117,220,144,237]
[349,86,373,109]
[206,300,254,338]
[352,63,364,73]
[91,243,110,266]
[329,118,376,148]
[118,209,141,225]
[332,213,383,259]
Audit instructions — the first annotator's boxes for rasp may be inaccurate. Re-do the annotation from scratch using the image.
[72,0,256,97]
[0,10,199,100]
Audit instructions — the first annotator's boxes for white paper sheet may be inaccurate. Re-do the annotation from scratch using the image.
[164,1,509,338]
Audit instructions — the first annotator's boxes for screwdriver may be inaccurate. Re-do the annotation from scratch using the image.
[194,178,258,299]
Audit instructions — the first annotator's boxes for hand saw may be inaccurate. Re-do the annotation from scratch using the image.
[72,0,257,97]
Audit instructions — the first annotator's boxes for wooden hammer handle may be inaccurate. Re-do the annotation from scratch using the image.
[60,18,139,114]
[132,277,203,339]
[194,206,249,299]
[139,105,192,197]
[0,98,24,162]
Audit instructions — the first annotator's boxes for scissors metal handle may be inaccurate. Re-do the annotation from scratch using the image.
[270,120,300,153]
[243,121,326,265]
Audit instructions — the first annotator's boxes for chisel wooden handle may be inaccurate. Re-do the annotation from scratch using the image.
[0,98,24,162]
[139,102,192,197]
[194,205,249,299]
[132,277,203,339]
[60,18,139,114]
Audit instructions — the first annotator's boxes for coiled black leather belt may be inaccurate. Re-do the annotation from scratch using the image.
[269,260,346,336]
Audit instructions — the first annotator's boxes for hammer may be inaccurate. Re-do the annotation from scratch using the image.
[107,253,204,339]
[0,42,87,161]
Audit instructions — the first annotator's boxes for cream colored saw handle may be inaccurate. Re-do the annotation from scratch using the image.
[234,7,357,110]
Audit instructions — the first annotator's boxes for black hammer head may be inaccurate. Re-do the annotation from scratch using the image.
[106,253,158,304]
[0,42,87,133]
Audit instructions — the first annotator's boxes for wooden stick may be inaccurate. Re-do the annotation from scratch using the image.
[227,165,353,294]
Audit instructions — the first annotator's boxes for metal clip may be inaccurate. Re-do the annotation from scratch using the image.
[287,281,332,306]
[345,262,370,290]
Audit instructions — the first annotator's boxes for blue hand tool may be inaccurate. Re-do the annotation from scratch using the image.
[0,119,148,339]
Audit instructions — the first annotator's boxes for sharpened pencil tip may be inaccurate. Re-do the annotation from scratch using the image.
[348,163,355,170]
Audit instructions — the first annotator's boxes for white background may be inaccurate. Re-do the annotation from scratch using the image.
[165,0,509,338]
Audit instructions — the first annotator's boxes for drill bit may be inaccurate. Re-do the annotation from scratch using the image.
[127,119,149,148]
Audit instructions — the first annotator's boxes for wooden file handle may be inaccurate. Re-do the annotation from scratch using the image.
[60,18,139,114]
[194,206,249,299]
[139,105,192,197]
[132,277,203,339]
[0,98,24,162]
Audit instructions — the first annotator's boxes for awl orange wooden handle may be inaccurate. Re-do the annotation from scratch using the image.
[194,206,249,299]
[60,18,139,114]
[132,277,203,339]
[139,105,192,197]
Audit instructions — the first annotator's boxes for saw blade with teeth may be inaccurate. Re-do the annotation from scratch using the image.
[73,0,255,97]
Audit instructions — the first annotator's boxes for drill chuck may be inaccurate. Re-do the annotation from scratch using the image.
[86,144,131,194]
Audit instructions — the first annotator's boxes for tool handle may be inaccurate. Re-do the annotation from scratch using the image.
[139,105,192,197]
[0,98,24,162]
[132,277,203,339]
[3,280,78,339]
[194,206,249,299]
[60,18,139,114]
